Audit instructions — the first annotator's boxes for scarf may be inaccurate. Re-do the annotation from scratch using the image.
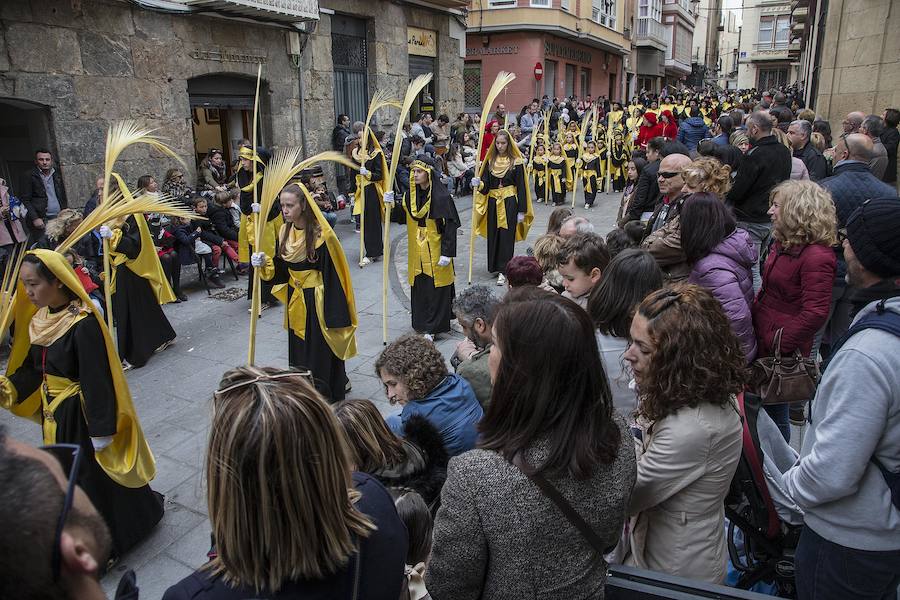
[490,155,512,179]
[29,300,89,347]
[280,223,322,263]
[849,278,900,320]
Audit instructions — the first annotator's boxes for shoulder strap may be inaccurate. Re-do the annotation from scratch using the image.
[823,301,900,372]
[510,454,614,556]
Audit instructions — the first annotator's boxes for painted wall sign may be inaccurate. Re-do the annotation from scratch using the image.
[408,27,438,57]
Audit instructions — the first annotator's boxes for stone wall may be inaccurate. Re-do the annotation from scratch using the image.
[814,0,900,130]
[0,0,302,205]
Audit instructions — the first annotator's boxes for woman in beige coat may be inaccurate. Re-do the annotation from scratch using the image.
[623,283,745,584]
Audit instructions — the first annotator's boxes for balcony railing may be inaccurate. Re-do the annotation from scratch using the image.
[177,0,320,20]
[753,41,790,52]
[635,17,667,46]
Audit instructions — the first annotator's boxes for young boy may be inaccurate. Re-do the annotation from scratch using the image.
[556,232,610,309]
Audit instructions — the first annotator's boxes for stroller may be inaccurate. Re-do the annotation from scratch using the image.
[725,392,805,598]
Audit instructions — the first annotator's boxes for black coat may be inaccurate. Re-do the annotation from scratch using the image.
[726,135,792,223]
[21,166,68,223]
[206,203,239,242]
[881,126,899,184]
[371,414,449,508]
[794,141,828,181]
[625,159,660,223]
[161,473,408,600]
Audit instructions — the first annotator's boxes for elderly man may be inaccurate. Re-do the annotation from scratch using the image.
[558,215,594,239]
[783,197,900,600]
[788,119,828,181]
[726,111,792,289]
[841,111,865,135]
[860,114,889,180]
[451,285,500,409]
[819,133,898,348]
[641,153,693,281]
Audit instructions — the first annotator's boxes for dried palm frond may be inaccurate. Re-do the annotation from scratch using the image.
[0,243,26,337]
[387,74,433,185]
[475,71,516,166]
[360,90,401,157]
[102,122,185,191]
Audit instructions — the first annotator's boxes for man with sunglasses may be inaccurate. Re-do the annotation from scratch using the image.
[783,197,900,600]
[726,111,792,290]
[0,426,138,599]
[641,153,692,281]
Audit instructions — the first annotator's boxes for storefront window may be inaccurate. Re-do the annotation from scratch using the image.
[544,60,558,98]
[580,68,591,98]
[565,64,576,98]
[464,62,482,113]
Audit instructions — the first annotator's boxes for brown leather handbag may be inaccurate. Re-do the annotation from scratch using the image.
[751,328,820,405]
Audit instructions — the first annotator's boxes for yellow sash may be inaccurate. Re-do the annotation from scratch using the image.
[40,375,82,445]
[405,214,455,288]
[474,184,516,236]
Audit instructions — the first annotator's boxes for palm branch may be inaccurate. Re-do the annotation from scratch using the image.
[360,90,401,157]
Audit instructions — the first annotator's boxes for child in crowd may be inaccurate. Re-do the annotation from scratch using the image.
[532,233,565,293]
[562,132,579,176]
[192,196,233,275]
[546,143,572,206]
[617,158,647,227]
[556,232,610,309]
[63,249,105,314]
[578,140,601,210]
[390,488,433,600]
[169,215,224,289]
[531,144,548,203]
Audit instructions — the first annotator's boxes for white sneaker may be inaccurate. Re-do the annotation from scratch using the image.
[497,273,506,286]
[584,203,590,209]
[423,333,434,342]
[359,257,371,267]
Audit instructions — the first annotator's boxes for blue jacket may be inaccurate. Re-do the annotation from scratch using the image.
[677,117,709,151]
[388,374,483,457]
[820,161,899,285]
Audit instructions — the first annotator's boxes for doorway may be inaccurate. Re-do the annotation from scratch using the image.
[187,74,265,178]
[0,99,56,196]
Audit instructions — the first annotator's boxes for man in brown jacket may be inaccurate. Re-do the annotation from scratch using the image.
[641,153,692,281]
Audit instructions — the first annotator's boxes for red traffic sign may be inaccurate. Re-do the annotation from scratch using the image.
[534,62,543,81]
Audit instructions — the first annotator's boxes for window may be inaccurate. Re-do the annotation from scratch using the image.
[463,62,482,113]
[758,15,791,48]
[560,0,570,11]
[530,0,550,6]
[638,0,661,20]
[565,64,576,97]
[544,60,557,98]
[488,0,517,7]
[592,0,616,29]
[580,68,591,97]
[758,67,788,89]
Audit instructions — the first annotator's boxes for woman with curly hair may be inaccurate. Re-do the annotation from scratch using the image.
[680,156,731,199]
[334,398,448,507]
[752,180,837,440]
[623,283,744,584]
[375,335,482,457]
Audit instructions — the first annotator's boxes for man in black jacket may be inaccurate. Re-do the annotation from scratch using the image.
[881,108,899,187]
[624,136,666,223]
[21,149,68,241]
[725,111,792,290]
[788,119,827,181]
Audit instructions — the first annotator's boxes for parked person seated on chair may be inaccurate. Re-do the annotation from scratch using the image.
[203,192,245,276]
[168,215,224,289]
[192,196,236,277]
[213,188,248,274]
[622,283,744,584]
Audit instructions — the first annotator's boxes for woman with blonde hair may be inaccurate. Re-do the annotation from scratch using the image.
[163,366,408,599]
[39,208,83,249]
[334,397,448,507]
[680,156,732,198]
[752,180,837,440]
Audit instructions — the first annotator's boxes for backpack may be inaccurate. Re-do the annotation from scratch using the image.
[823,299,900,511]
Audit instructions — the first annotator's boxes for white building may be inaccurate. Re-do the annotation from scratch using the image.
[737,0,799,89]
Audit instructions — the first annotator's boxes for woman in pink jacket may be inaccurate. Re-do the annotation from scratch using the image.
[752,180,837,441]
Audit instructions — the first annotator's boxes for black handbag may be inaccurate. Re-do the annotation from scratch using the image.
[751,328,820,405]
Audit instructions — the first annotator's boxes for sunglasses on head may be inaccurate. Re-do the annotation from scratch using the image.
[41,443,83,582]
[658,171,681,179]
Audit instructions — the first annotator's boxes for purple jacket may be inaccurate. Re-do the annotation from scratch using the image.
[689,228,758,362]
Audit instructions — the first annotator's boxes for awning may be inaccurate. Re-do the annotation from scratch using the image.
[132,0,319,23]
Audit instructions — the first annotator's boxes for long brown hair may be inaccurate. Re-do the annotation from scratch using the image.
[634,283,745,423]
[279,183,320,261]
[206,366,374,592]
[333,398,405,472]
[480,287,621,479]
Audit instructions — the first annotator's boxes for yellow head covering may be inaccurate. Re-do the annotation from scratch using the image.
[474,129,534,241]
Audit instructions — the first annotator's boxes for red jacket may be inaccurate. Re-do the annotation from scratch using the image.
[660,110,678,140]
[637,112,663,149]
[751,240,836,357]
[480,120,498,161]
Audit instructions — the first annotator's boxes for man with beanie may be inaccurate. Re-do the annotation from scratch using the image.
[783,197,900,600]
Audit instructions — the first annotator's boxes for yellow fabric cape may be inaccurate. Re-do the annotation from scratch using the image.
[266,185,358,361]
[3,250,156,488]
[405,168,455,288]
[473,129,534,242]
[352,132,389,218]
[109,214,175,305]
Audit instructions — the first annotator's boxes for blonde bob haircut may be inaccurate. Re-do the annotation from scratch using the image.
[769,179,838,249]
[681,157,732,197]
[333,398,405,473]
[206,366,375,592]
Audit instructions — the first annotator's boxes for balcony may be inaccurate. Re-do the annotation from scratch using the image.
[153,0,321,21]
[664,56,691,75]
[634,18,667,51]
[662,0,695,27]
[751,41,792,60]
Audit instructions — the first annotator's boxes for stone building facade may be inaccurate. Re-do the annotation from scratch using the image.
[0,0,464,205]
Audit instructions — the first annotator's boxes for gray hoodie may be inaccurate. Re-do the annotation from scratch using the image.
[782,296,900,551]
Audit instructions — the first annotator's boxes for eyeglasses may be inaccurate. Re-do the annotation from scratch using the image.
[658,171,681,179]
[41,443,83,582]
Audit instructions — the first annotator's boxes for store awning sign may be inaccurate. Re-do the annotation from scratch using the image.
[408,27,438,58]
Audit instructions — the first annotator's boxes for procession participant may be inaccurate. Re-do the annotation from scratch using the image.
[353,130,389,266]
[531,144,549,203]
[578,140,602,210]
[253,183,357,401]
[1,249,163,557]
[610,127,631,192]
[397,157,461,339]
[237,145,281,310]
[470,130,534,285]
[563,132,579,176]
[546,141,573,206]
[100,213,176,369]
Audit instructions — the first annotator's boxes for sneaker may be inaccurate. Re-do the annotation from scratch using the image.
[121,360,133,372]
[497,273,507,286]
[423,333,434,342]
[359,257,371,267]
[154,339,174,354]
[789,404,806,427]
[584,203,590,209]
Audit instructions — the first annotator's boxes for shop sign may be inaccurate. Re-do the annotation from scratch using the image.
[408,27,437,57]
[544,41,592,64]
[465,46,519,56]
[190,47,267,64]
